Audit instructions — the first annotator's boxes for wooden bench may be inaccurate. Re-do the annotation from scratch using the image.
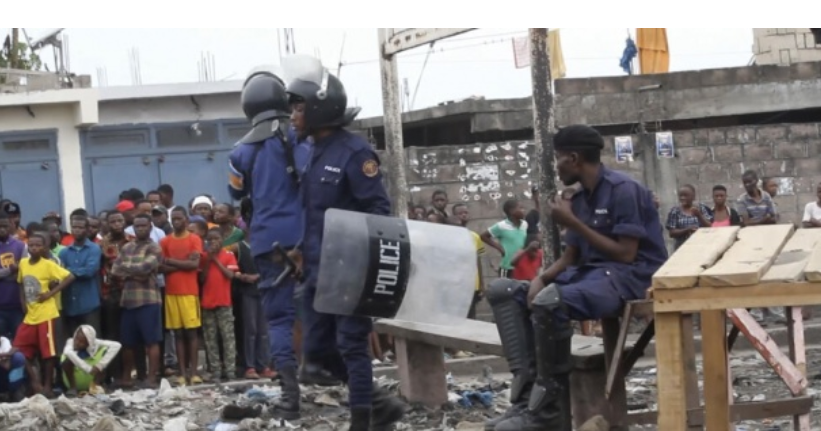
[374,318,636,429]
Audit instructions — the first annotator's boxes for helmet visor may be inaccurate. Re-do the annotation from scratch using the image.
[282,54,330,100]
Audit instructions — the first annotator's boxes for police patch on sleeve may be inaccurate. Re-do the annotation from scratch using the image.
[362,159,379,178]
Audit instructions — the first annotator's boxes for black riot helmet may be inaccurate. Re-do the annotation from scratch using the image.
[241,71,291,126]
[284,55,359,131]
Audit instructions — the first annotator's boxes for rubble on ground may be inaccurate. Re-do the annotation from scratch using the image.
[0,350,818,431]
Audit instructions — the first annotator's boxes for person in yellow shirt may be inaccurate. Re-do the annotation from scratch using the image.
[13,233,75,398]
[447,214,485,320]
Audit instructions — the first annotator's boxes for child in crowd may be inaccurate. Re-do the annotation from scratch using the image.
[160,208,204,386]
[481,199,528,278]
[511,234,543,282]
[0,336,26,402]
[201,228,238,381]
[61,325,122,396]
[234,232,275,379]
[14,233,75,397]
[188,219,209,240]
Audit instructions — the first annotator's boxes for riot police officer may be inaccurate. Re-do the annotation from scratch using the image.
[284,55,405,431]
[227,67,308,420]
[488,125,668,430]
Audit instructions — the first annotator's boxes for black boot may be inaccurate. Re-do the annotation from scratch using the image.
[350,407,372,431]
[370,384,405,431]
[270,366,300,420]
[484,279,537,431]
[299,362,341,386]
[495,283,574,431]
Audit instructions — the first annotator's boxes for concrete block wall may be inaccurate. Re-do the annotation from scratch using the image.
[664,123,821,224]
[754,28,821,66]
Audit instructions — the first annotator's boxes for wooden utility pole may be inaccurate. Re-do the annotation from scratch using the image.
[9,28,19,69]
[377,28,474,218]
[528,28,562,263]
[377,28,410,218]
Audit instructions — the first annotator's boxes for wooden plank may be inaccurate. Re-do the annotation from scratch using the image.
[654,312,688,431]
[786,307,812,431]
[727,309,807,395]
[653,282,821,313]
[652,227,740,289]
[803,243,821,282]
[625,396,815,426]
[699,224,795,287]
[373,319,626,369]
[762,229,821,282]
[701,310,731,431]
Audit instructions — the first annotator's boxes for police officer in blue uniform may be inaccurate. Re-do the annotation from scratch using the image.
[487,125,668,431]
[227,68,309,420]
[285,56,405,431]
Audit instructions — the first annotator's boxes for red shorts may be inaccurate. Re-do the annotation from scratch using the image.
[14,319,59,360]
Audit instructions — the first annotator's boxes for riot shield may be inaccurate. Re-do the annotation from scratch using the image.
[315,209,476,325]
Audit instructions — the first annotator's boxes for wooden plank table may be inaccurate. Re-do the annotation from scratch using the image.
[652,226,821,431]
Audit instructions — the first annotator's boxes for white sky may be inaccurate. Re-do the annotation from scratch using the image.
[6,28,754,118]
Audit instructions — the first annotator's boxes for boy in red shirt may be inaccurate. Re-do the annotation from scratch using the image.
[200,228,238,381]
[159,207,203,386]
[510,235,543,282]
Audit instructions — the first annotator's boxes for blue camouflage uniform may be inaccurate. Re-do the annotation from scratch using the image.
[300,129,391,408]
[228,130,309,372]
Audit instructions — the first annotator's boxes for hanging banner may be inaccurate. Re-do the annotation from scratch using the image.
[615,136,634,163]
[656,131,675,159]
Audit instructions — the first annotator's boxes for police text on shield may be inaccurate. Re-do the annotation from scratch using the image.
[374,239,401,296]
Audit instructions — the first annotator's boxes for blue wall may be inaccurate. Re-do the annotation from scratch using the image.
[0,129,62,225]
[81,119,250,214]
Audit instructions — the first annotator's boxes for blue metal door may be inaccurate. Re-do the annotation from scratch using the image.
[0,161,62,226]
[158,151,232,209]
[87,156,160,214]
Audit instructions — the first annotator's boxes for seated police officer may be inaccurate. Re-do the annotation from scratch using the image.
[486,125,668,431]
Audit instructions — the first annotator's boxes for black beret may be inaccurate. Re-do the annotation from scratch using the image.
[554,125,604,151]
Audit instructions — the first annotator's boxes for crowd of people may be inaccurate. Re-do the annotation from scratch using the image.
[0,185,278,401]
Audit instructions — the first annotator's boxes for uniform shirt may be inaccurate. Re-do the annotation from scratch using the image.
[736,190,776,224]
[563,166,668,300]
[300,129,391,271]
[0,236,27,311]
[112,240,162,309]
[18,257,71,325]
[488,219,529,270]
[228,131,309,257]
[58,240,102,317]
[200,250,238,309]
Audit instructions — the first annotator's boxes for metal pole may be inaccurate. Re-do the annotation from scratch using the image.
[528,28,561,262]
[378,28,410,219]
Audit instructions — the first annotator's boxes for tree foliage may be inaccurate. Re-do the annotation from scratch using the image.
[0,41,42,71]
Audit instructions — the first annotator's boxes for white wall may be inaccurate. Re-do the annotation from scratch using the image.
[98,93,243,126]
[0,89,99,222]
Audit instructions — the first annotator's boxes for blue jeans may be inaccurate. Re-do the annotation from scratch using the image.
[255,253,297,371]
[301,267,373,408]
[0,309,23,340]
[0,351,26,395]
